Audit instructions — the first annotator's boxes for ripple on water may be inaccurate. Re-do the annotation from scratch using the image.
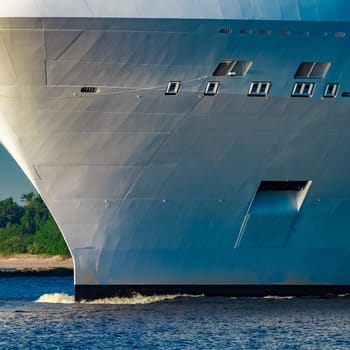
[3,277,350,349]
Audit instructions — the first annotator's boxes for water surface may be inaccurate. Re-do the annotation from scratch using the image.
[1,277,350,349]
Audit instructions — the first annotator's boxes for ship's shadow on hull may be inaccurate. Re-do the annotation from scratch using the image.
[75,285,350,301]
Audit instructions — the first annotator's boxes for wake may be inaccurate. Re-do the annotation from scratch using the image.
[35,293,200,305]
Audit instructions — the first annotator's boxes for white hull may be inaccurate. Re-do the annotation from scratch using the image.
[1,1,350,299]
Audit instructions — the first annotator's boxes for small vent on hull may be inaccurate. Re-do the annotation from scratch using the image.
[80,87,99,93]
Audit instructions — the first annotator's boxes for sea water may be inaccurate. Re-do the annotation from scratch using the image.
[1,277,350,349]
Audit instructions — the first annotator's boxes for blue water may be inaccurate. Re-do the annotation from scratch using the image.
[1,277,350,349]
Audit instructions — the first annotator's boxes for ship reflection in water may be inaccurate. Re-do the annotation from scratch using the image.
[1,277,350,349]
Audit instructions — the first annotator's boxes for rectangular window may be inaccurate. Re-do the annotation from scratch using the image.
[232,61,253,76]
[240,29,252,35]
[302,83,313,96]
[294,62,330,79]
[213,60,252,77]
[165,81,181,95]
[324,83,339,98]
[311,62,330,78]
[248,82,271,97]
[295,62,314,78]
[204,81,220,95]
[213,61,235,76]
[292,82,315,97]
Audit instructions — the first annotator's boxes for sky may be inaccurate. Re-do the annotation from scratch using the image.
[0,144,35,203]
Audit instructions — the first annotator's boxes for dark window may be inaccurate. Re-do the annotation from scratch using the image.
[213,60,252,77]
[248,82,271,97]
[213,61,235,76]
[324,83,339,98]
[165,81,181,95]
[259,29,272,35]
[240,29,252,34]
[204,81,220,95]
[233,61,253,76]
[303,83,312,96]
[292,82,315,97]
[311,62,330,78]
[219,28,232,34]
[293,83,303,95]
[295,62,314,78]
[294,62,330,79]
[279,30,291,36]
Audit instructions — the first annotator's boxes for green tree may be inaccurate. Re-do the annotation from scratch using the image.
[20,192,49,234]
[0,223,29,255]
[30,215,70,256]
[20,192,36,206]
[0,193,70,257]
[0,197,24,228]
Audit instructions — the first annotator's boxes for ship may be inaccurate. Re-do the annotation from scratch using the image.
[1,0,350,301]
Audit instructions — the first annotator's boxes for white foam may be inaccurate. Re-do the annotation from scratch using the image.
[36,293,75,304]
[83,293,194,305]
[35,293,199,305]
[334,294,350,299]
[263,295,295,300]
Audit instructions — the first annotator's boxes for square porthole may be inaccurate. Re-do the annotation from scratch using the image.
[165,81,181,95]
[324,83,339,98]
[205,81,220,95]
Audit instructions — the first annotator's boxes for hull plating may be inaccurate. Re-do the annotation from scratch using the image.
[1,15,350,299]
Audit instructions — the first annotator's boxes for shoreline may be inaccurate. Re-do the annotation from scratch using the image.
[0,254,73,277]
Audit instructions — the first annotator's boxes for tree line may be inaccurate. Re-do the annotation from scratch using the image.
[0,193,70,256]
